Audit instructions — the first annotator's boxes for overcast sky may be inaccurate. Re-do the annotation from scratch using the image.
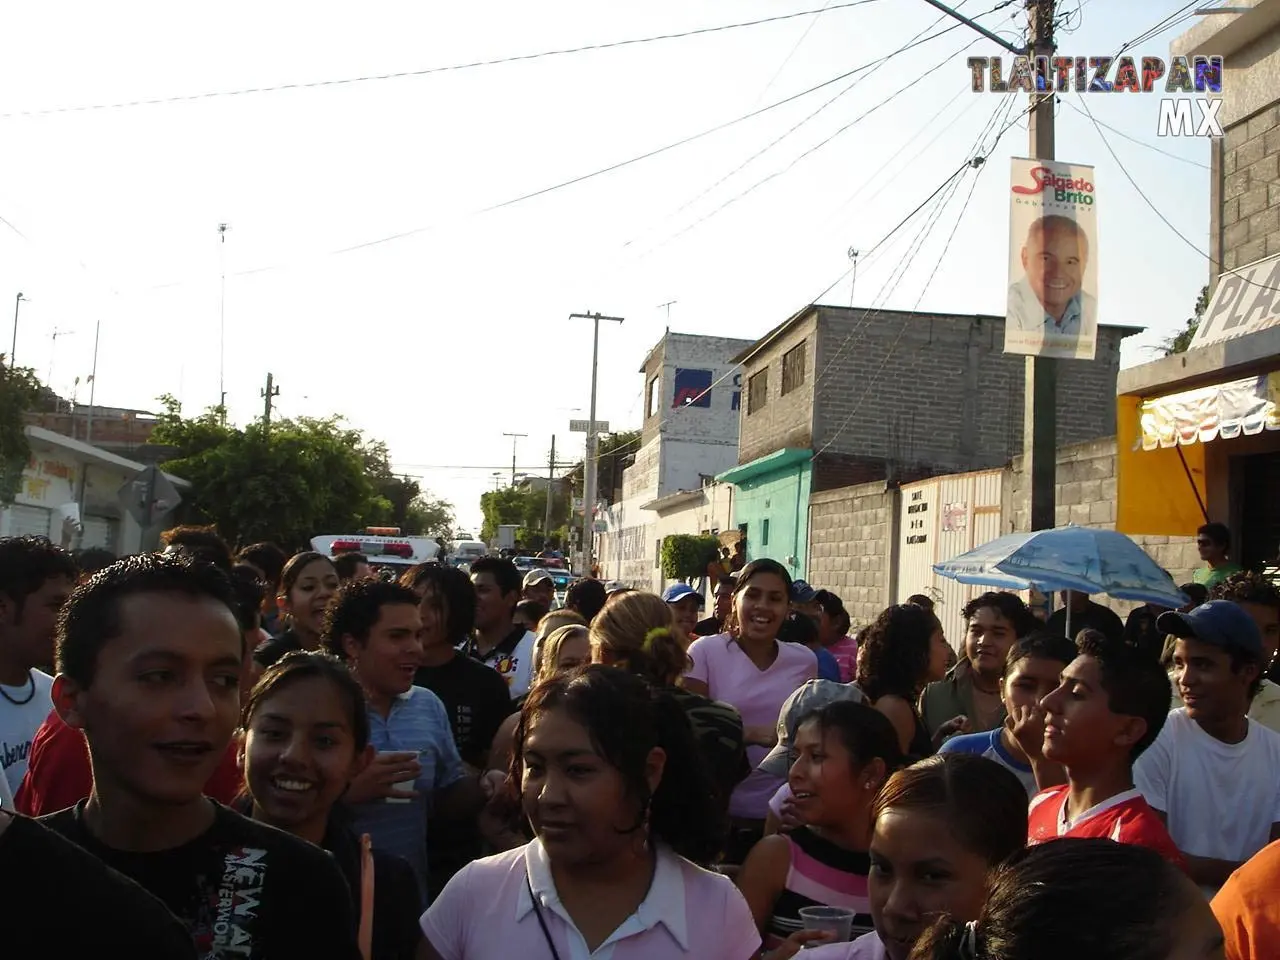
[0,0,1216,532]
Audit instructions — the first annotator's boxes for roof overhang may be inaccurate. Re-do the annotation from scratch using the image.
[26,425,191,488]
[731,306,816,365]
[716,447,811,485]
[639,488,705,513]
[1171,0,1280,60]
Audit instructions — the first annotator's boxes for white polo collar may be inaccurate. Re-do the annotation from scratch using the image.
[517,837,690,952]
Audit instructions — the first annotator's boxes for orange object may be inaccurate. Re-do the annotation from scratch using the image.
[1213,840,1280,960]
[358,833,375,960]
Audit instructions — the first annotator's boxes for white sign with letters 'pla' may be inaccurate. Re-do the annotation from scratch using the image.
[1190,252,1280,349]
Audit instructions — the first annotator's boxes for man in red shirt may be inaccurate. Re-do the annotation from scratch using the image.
[1028,631,1184,866]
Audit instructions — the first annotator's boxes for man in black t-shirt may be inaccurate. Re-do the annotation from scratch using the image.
[41,554,361,959]
[695,576,737,637]
[1,809,196,958]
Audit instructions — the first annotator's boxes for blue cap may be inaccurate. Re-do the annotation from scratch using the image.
[1157,600,1263,657]
[791,579,817,603]
[662,583,703,606]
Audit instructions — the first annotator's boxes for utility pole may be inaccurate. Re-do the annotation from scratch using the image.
[544,435,557,536]
[85,317,101,444]
[569,311,624,575]
[218,223,229,424]
[47,328,74,389]
[1024,0,1057,534]
[847,248,860,307]
[261,372,279,429]
[10,292,26,367]
[502,432,527,487]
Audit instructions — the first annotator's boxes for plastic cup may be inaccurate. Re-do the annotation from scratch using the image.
[798,905,856,945]
[379,750,418,804]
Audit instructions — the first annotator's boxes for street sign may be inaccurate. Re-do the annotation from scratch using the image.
[117,465,183,528]
[569,419,609,433]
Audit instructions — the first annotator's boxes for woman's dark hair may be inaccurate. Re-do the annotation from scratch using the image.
[279,551,335,596]
[242,650,370,752]
[399,562,477,641]
[512,665,723,866]
[590,591,688,686]
[856,603,942,701]
[814,589,844,618]
[913,839,1193,960]
[961,592,1038,637]
[724,558,793,637]
[799,700,906,777]
[873,754,1027,868]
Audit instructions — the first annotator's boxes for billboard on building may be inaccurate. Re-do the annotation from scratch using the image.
[1004,157,1099,361]
[1189,252,1280,348]
[673,368,713,408]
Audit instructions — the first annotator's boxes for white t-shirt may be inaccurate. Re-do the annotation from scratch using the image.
[0,669,54,795]
[1134,708,1280,880]
[477,630,536,700]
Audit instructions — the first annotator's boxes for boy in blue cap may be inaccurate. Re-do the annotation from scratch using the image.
[1135,600,1280,895]
[662,582,703,643]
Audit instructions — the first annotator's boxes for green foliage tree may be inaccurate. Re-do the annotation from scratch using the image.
[660,534,721,580]
[562,430,641,505]
[0,365,46,505]
[1163,284,1211,356]
[479,484,570,550]
[151,398,452,549]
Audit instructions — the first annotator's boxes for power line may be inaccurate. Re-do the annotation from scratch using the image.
[1076,95,1280,293]
[631,35,981,257]
[0,1,883,120]
[751,0,836,108]
[1111,0,1203,58]
[1060,98,1208,170]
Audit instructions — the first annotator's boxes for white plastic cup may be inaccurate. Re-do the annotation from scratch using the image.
[379,750,419,804]
[798,905,856,945]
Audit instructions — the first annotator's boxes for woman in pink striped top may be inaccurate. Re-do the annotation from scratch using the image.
[735,701,906,958]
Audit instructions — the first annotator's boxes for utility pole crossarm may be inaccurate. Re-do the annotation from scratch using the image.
[917,0,1029,55]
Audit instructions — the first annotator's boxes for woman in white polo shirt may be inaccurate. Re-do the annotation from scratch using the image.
[420,666,760,960]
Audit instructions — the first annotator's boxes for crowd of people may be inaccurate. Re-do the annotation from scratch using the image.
[1,522,1278,959]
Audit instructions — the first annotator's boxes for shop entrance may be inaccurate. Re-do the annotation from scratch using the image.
[1240,451,1280,569]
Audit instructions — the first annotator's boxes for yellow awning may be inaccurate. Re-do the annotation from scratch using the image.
[1139,373,1280,450]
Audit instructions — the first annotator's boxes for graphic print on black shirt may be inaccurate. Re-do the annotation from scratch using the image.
[41,800,361,960]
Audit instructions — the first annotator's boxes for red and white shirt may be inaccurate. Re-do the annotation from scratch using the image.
[1027,785,1187,870]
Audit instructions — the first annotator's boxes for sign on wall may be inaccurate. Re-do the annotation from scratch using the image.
[673,368,713,408]
[1004,157,1099,361]
[1190,252,1280,349]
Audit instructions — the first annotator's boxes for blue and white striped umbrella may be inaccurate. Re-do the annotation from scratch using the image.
[932,525,1187,608]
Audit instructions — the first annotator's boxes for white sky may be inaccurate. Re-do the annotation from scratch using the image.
[0,1,1215,533]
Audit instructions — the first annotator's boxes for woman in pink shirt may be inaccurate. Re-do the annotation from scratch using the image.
[815,590,858,683]
[420,666,760,960]
[683,560,819,863]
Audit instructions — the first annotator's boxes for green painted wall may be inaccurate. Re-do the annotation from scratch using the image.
[731,460,811,582]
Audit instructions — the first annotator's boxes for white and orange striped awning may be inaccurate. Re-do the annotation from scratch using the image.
[1140,372,1280,450]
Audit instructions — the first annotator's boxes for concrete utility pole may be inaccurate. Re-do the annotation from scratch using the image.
[545,435,556,536]
[503,432,527,488]
[1024,0,1057,534]
[10,292,26,367]
[218,223,229,425]
[569,311,624,576]
[261,372,279,429]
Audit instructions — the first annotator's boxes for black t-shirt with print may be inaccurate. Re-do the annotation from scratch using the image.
[1,811,197,959]
[414,651,514,768]
[42,800,361,960]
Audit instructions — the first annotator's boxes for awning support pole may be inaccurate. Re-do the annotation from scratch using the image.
[1175,446,1210,523]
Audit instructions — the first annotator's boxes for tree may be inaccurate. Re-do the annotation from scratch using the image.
[151,399,452,549]
[1163,284,1211,356]
[478,484,570,550]
[562,430,641,506]
[0,364,57,505]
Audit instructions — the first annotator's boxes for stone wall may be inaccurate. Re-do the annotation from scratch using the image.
[1221,102,1280,272]
[1008,437,1198,615]
[808,481,896,626]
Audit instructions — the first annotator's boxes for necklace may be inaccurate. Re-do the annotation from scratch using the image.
[0,671,35,706]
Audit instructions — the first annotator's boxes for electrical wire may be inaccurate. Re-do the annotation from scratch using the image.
[0,0,884,120]
[811,96,1018,459]
[1112,1,1203,58]
[1060,98,1209,170]
[1076,95,1280,294]
[625,0,985,248]
[751,0,836,108]
[633,36,981,258]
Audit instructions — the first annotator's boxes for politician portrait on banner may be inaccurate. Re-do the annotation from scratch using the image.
[1004,157,1099,360]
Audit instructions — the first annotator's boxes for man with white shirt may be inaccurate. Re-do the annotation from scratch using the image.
[0,536,76,796]
[1007,214,1097,337]
[1135,601,1280,894]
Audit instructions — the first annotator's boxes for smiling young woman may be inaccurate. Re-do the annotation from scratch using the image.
[682,560,819,863]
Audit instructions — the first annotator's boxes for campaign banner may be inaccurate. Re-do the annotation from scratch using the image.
[1004,158,1099,360]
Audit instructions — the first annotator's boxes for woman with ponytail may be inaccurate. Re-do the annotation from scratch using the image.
[910,838,1223,960]
[590,590,749,819]
[807,754,1027,960]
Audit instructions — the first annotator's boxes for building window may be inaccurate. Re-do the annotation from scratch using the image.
[762,518,770,546]
[781,340,807,396]
[747,369,769,414]
[646,376,660,419]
